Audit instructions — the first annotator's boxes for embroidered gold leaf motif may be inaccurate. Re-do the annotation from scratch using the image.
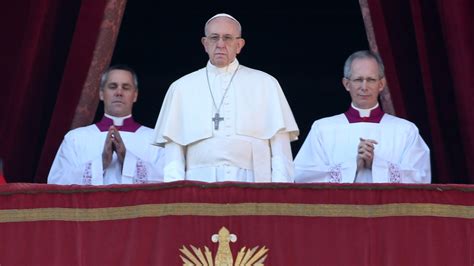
[179,227,268,266]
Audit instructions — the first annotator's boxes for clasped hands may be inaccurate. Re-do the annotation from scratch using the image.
[357,137,378,171]
[102,126,126,170]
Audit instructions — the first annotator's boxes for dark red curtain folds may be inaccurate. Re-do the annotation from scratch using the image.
[365,0,474,183]
[0,1,125,183]
[0,1,82,183]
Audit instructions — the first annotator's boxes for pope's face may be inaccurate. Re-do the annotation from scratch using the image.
[201,17,245,68]
[342,58,386,109]
[100,69,138,117]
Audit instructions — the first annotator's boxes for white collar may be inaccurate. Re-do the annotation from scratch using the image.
[207,59,240,75]
[351,103,379,117]
[104,113,132,126]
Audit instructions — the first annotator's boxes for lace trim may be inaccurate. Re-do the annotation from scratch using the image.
[329,164,342,183]
[389,162,401,183]
[82,162,92,185]
[135,159,148,184]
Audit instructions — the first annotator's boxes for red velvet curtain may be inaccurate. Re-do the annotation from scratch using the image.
[0,1,122,183]
[365,0,474,183]
[0,1,82,183]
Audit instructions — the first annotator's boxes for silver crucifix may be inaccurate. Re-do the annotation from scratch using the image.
[212,113,224,130]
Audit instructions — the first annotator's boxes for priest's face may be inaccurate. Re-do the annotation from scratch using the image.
[100,69,138,117]
[342,58,386,109]
[201,17,245,68]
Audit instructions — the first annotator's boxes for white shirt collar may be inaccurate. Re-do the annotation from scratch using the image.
[207,59,239,75]
[351,103,379,117]
[104,113,132,126]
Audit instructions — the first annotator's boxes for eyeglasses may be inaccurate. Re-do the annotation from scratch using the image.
[346,77,382,86]
[206,34,241,44]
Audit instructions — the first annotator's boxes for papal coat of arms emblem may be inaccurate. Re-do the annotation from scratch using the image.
[179,227,268,266]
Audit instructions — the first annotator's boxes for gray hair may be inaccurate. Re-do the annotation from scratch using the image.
[99,64,138,90]
[204,13,242,36]
[343,50,385,79]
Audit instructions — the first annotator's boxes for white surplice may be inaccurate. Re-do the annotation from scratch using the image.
[294,111,431,183]
[153,60,299,183]
[48,118,164,185]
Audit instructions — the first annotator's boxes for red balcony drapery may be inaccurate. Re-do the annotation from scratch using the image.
[1,182,473,265]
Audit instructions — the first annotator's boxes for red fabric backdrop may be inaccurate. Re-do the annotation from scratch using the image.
[0,0,122,183]
[0,1,82,182]
[366,0,474,183]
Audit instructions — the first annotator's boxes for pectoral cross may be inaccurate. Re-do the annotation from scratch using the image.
[212,113,224,130]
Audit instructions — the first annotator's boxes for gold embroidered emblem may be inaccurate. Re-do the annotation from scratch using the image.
[179,227,268,266]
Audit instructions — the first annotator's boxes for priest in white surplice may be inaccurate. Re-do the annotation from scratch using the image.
[153,13,299,182]
[294,50,431,183]
[48,65,164,185]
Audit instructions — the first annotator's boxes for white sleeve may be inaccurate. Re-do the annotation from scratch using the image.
[270,132,294,182]
[372,126,431,183]
[47,134,103,185]
[121,145,165,183]
[163,142,185,182]
[294,124,356,183]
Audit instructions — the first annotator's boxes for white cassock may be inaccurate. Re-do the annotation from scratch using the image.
[48,116,165,185]
[153,59,299,183]
[294,105,431,183]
